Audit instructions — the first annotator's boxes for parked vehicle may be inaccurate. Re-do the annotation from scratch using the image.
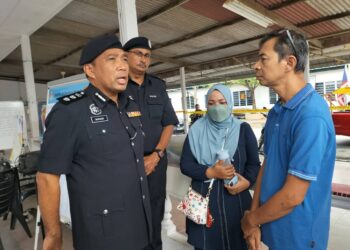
[332,112,350,136]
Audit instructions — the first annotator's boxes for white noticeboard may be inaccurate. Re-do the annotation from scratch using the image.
[0,101,27,162]
[45,74,89,225]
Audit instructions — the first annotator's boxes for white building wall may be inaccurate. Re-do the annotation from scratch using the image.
[309,68,343,86]
[0,79,47,102]
[254,86,271,109]
[168,84,272,112]
[167,67,347,112]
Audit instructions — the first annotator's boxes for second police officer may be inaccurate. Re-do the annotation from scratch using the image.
[123,37,179,250]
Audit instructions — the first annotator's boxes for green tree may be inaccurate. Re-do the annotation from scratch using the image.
[227,77,260,109]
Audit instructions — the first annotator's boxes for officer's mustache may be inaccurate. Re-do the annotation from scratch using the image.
[137,63,146,68]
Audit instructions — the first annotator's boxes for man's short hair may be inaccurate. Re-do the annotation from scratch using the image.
[259,30,308,72]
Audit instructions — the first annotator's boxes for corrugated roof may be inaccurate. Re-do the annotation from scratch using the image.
[302,21,341,37]
[183,0,237,22]
[258,0,280,8]
[307,0,350,16]
[146,6,217,36]
[333,16,350,30]
[274,2,322,24]
[75,0,117,12]
[136,0,172,17]
[44,17,110,39]
[1,0,350,85]
[57,1,118,29]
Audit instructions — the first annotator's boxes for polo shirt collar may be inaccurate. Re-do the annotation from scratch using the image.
[284,83,314,110]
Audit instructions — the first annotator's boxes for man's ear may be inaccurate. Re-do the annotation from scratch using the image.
[83,64,95,79]
[285,55,297,72]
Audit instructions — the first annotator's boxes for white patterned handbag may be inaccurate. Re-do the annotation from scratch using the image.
[177,179,215,227]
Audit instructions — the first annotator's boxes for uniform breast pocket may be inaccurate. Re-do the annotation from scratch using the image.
[85,195,125,238]
[86,126,121,156]
[147,97,163,119]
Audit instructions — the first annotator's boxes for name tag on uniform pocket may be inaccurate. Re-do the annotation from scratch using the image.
[126,111,141,118]
[91,115,109,123]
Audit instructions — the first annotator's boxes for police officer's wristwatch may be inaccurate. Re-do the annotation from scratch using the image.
[154,148,165,159]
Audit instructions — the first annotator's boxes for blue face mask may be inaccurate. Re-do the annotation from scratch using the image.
[207,104,230,122]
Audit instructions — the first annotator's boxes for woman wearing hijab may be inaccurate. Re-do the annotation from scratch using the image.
[180,84,260,250]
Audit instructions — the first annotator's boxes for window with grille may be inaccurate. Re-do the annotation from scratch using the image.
[233,92,239,107]
[186,95,195,109]
[232,90,253,107]
[315,82,324,96]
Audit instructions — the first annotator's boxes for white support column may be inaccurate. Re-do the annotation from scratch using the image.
[304,41,310,82]
[117,0,139,44]
[180,67,189,134]
[161,194,177,235]
[193,86,198,104]
[20,35,40,150]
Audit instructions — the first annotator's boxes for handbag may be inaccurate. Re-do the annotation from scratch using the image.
[177,179,215,227]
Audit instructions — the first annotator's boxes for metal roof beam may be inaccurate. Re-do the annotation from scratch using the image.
[152,17,244,50]
[297,11,350,27]
[138,0,190,24]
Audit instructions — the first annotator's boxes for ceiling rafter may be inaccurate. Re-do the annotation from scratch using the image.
[137,0,190,24]
[155,15,350,69]
[152,17,245,50]
[35,0,191,75]
[268,0,305,11]
[297,11,350,27]
[7,0,350,83]
[154,27,350,81]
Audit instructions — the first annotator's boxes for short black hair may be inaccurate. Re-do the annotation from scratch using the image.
[259,30,308,72]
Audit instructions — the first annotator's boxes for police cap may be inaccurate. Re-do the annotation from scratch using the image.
[79,34,123,65]
[123,37,152,51]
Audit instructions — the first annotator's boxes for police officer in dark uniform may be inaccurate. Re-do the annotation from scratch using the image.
[123,37,179,250]
[36,34,152,250]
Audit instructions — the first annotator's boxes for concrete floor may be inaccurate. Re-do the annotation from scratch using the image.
[1,125,349,250]
[1,194,350,250]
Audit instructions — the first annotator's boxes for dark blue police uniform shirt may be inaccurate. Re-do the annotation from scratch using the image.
[125,74,179,154]
[37,84,152,250]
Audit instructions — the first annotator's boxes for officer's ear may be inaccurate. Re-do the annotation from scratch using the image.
[83,63,96,79]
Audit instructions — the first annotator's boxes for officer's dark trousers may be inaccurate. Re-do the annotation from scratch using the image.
[144,156,167,250]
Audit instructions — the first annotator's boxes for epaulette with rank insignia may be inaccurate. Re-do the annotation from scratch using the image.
[58,91,86,105]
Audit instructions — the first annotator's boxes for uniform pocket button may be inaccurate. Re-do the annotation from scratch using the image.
[102,129,106,133]
[103,209,108,215]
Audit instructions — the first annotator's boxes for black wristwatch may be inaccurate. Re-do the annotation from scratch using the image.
[154,148,165,159]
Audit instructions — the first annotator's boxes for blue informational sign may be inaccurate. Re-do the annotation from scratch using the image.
[47,80,89,105]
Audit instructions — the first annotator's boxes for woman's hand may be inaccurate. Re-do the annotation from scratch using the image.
[206,160,235,180]
[224,173,250,195]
